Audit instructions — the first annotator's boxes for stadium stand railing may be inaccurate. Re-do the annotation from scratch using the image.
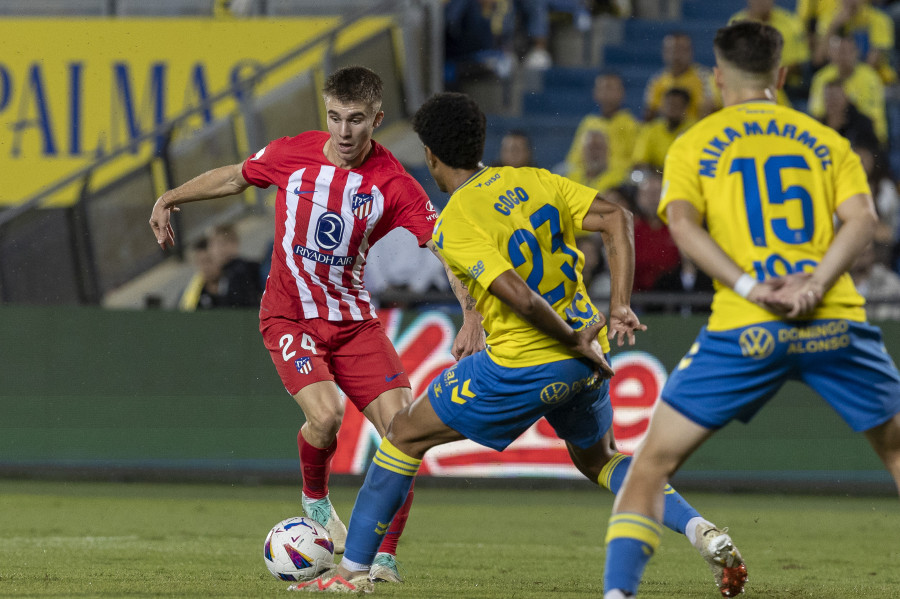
[0,0,444,306]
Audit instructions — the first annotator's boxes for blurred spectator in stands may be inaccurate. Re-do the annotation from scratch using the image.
[179,237,222,311]
[632,87,694,174]
[515,0,553,69]
[563,128,625,296]
[643,32,714,121]
[495,129,535,167]
[364,228,450,309]
[850,241,900,319]
[820,80,881,150]
[796,0,839,33]
[648,250,714,315]
[854,143,900,263]
[207,223,263,308]
[632,169,680,292]
[217,0,256,16]
[564,72,639,180]
[566,129,626,191]
[812,0,896,84]
[730,0,811,101]
[808,35,887,146]
[444,0,516,90]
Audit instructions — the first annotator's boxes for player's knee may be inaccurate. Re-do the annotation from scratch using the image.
[384,408,434,459]
[303,405,345,440]
[568,437,619,482]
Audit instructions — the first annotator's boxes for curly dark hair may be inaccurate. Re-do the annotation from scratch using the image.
[714,21,783,74]
[322,66,383,111]
[412,93,485,170]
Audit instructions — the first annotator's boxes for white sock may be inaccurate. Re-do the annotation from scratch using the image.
[685,517,715,548]
[337,557,369,574]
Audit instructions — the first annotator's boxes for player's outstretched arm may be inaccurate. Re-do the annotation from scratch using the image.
[149,163,250,250]
[488,269,614,379]
[426,240,486,360]
[581,193,646,346]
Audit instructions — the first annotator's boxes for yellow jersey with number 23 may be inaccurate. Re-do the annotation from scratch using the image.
[659,101,870,331]
[433,166,610,367]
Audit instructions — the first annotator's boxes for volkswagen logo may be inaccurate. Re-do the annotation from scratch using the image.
[738,327,775,359]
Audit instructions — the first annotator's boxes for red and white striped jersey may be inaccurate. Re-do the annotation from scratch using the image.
[242,131,438,322]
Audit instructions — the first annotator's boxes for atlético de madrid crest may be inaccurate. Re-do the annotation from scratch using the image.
[352,193,374,219]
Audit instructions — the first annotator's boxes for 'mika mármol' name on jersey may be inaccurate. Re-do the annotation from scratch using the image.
[698,119,833,178]
[292,244,354,266]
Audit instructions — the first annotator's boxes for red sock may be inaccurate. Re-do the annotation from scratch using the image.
[377,479,415,556]
[298,430,337,500]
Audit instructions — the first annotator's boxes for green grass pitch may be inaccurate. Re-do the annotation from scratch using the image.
[0,480,897,598]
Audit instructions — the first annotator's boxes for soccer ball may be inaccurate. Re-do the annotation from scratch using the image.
[263,516,335,581]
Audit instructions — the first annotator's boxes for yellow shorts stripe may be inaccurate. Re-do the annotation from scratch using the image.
[597,452,629,489]
[605,513,663,548]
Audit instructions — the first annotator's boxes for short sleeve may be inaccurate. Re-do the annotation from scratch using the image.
[379,176,438,247]
[658,136,704,224]
[242,138,289,188]
[545,171,599,229]
[433,212,512,292]
[833,142,873,207]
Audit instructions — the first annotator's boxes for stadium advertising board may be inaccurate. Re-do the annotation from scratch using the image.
[0,306,889,486]
[0,17,394,206]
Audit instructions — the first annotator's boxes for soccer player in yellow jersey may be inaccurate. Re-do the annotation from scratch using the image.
[292,92,744,594]
[604,21,900,599]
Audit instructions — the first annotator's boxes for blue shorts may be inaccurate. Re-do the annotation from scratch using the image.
[663,319,900,432]
[427,350,613,451]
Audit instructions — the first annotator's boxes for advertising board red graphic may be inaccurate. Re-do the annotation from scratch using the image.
[333,310,668,478]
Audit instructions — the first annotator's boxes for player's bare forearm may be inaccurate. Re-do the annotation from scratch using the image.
[810,194,877,294]
[150,163,250,250]
[426,240,485,359]
[772,194,878,317]
[427,241,480,318]
[161,163,250,208]
[666,200,748,288]
[489,269,613,378]
[583,194,636,311]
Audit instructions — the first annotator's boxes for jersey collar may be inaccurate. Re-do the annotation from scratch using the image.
[451,165,490,196]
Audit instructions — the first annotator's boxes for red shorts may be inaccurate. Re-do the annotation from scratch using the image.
[260,316,410,411]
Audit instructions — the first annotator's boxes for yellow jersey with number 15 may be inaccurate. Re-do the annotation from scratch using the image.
[658,101,870,331]
[433,165,610,367]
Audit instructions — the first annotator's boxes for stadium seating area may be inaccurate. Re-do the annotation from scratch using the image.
[3,0,900,315]
[480,0,836,174]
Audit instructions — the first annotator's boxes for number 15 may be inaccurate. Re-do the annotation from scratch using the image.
[729,154,815,247]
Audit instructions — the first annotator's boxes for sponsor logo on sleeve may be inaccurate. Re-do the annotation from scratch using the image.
[467,260,485,279]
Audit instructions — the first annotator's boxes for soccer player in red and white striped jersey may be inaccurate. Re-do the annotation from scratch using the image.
[149,67,485,580]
